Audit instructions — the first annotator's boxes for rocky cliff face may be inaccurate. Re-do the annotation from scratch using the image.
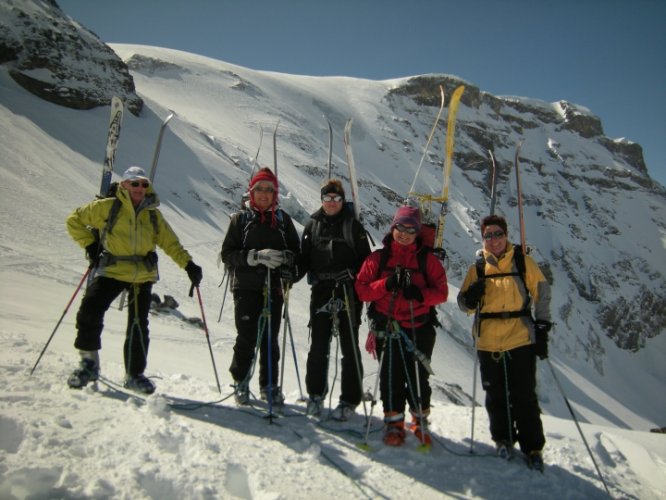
[0,0,142,114]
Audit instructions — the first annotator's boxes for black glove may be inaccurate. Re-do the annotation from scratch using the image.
[385,273,400,292]
[463,280,485,309]
[403,284,424,302]
[534,320,552,360]
[86,242,101,268]
[185,261,203,287]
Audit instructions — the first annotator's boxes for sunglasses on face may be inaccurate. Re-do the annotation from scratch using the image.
[322,194,343,203]
[130,181,150,188]
[253,186,275,194]
[483,230,505,241]
[394,223,418,235]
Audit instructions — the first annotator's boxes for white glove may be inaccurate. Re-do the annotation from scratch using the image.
[247,249,286,269]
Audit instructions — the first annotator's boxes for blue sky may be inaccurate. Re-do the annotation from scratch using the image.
[59,0,665,187]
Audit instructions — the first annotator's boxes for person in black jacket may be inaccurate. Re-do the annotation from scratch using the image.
[298,179,371,419]
[221,167,300,405]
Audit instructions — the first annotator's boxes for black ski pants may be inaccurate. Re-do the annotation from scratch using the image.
[229,288,283,389]
[375,322,436,416]
[306,282,363,406]
[75,276,153,377]
[478,344,546,453]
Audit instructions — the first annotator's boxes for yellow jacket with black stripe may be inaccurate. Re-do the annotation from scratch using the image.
[66,186,192,283]
[457,243,551,353]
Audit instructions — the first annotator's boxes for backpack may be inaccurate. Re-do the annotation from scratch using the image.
[475,244,532,320]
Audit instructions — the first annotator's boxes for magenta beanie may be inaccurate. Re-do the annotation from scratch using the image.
[391,206,421,232]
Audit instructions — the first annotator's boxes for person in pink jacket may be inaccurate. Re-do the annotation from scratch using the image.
[355,206,448,447]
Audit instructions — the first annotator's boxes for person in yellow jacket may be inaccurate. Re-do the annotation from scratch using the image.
[66,166,203,394]
[458,214,552,470]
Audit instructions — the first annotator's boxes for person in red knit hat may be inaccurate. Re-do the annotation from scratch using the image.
[221,167,301,406]
[355,205,448,447]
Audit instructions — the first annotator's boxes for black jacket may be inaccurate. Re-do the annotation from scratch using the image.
[299,206,371,285]
[221,207,300,291]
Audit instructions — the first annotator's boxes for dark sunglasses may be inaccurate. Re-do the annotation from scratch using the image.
[483,230,505,241]
[322,194,343,203]
[253,186,275,194]
[394,223,418,235]
[130,181,150,188]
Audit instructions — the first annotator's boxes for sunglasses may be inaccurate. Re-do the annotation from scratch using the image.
[130,181,150,188]
[483,230,505,241]
[253,186,275,194]
[394,223,419,235]
[322,194,343,203]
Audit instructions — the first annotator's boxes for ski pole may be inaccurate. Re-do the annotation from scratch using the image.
[469,249,485,453]
[408,300,428,448]
[341,281,369,420]
[469,321,480,453]
[361,337,387,451]
[547,357,612,497]
[360,283,399,451]
[280,278,305,401]
[194,286,222,393]
[30,268,91,376]
[217,269,229,322]
[266,270,276,423]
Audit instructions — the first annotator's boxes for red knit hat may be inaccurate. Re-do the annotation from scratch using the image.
[391,206,421,232]
[249,167,279,227]
[249,167,278,192]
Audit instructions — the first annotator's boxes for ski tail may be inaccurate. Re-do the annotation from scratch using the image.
[406,85,445,202]
[343,118,361,221]
[514,139,526,251]
[343,118,375,246]
[99,96,124,197]
[433,85,465,252]
[273,120,280,179]
[327,118,333,179]
[148,111,175,182]
[488,149,498,216]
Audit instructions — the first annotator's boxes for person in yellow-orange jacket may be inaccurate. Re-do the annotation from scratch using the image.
[65,166,202,395]
[458,214,552,469]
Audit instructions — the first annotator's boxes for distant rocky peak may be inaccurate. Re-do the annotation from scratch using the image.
[0,0,142,114]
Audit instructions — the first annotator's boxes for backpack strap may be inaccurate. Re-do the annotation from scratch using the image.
[369,242,440,327]
[477,244,532,320]
[240,207,287,248]
[311,203,357,252]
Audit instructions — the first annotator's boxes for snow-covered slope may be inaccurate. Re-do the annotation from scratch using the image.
[1,14,665,498]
